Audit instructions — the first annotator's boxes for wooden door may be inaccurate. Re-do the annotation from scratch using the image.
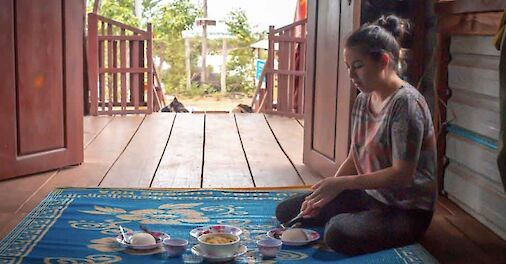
[0,0,84,180]
[303,0,360,177]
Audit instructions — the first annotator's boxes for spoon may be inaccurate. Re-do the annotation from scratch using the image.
[280,211,304,229]
[139,224,165,241]
[119,225,130,244]
[139,224,151,234]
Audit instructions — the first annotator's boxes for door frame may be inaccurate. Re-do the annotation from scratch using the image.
[0,0,85,180]
[303,0,361,177]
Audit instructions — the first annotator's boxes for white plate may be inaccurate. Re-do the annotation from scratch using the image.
[267,228,320,246]
[116,231,169,250]
[190,225,242,238]
[191,244,247,262]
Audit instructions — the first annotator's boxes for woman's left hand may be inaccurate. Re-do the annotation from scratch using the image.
[302,177,346,216]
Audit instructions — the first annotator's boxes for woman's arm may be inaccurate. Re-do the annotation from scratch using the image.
[302,159,416,216]
[304,96,425,216]
[339,158,416,190]
[334,149,358,177]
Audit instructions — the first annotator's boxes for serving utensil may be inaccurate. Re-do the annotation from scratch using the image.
[280,211,304,229]
[119,225,130,244]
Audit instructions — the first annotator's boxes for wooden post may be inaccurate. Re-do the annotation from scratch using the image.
[201,0,208,84]
[138,40,145,104]
[185,38,192,90]
[92,0,101,14]
[99,21,105,112]
[265,25,275,112]
[134,0,142,19]
[278,29,288,113]
[221,38,227,94]
[435,33,451,195]
[147,23,153,113]
[107,23,113,114]
[120,28,126,112]
[132,39,139,110]
[297,27,306,115]
[87,13,99,116]
[113,40,118,105]
[411,0,426,84]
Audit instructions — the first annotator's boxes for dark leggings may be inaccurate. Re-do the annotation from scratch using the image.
[275,190,433,256]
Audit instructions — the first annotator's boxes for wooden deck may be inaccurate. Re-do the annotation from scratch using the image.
[0,113,505,263]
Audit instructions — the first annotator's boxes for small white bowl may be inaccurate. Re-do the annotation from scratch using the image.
[163,238,188,257]
[256,238,282,258]
[197,233,240,258]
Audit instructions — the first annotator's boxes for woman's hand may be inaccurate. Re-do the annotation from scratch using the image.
[301,177,346,218]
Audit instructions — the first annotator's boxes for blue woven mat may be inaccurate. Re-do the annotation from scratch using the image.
[0,188,438,263]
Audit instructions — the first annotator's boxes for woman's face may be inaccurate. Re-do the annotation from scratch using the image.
[343,47,383,93]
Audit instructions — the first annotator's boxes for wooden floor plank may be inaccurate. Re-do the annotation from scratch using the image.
[100,113,176,188]
[0,116,116,221]
[202,114,253,188]
[17,115,145,213]
[0,171,56,213]
[439,196,506,263]
[265,114,322,185]
[297,119,304,128]
[235,114,302,187]
[83,115,114,148]
[151,114,204,188]
[446,214,506,263]
[0,213,12,236]
[1,115,506,264]
[421,215,495,264]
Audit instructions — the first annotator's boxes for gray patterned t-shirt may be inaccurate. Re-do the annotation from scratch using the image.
[350,84,437,210]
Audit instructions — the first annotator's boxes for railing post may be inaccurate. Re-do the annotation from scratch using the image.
[120,28,126,112]
[277,29,286,113]
[86,15,163,115]
[99,21,105,113]
[265,25,275,112]
[147,23,153,113]
[107,23,113,114]
[297,22,307,115]
[87,13,99,116]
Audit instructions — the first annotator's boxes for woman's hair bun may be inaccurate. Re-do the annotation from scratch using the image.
[375,15,410,41]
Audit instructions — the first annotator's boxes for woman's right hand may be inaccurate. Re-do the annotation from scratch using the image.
[301,177,347,218]
[300,197,321,218]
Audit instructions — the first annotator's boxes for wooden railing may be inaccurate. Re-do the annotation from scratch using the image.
[153,65,166,112]
[87,13,154,115]
[252,19,307,118]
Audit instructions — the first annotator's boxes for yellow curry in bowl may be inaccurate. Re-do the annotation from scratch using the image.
[202,234,236,245]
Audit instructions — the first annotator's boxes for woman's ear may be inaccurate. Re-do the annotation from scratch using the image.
[379,53,390,70]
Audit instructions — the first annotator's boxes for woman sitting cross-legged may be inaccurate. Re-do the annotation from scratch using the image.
[276,15,436,256]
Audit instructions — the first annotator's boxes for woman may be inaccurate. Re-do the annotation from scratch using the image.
[275,15,436,256]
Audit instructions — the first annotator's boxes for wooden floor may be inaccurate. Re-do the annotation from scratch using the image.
[0,113,505,263]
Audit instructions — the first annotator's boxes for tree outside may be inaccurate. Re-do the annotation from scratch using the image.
[87,0,264,108]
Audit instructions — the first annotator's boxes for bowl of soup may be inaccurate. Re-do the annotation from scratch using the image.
[197,233,240,258]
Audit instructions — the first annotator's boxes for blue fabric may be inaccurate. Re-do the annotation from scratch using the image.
[0,188,438,263]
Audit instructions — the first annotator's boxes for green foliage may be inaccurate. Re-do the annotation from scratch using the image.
[225,9,256,95]
[100,0,140,27]
[225,9,252,43]
[144,0,201,94]
[87,0,261,98]
[147,0,201,37]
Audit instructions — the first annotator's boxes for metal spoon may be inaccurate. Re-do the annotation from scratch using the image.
[119,225,130,244]
[280,211,304,229]
[139,224,165,241]
[139,224,151,234]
